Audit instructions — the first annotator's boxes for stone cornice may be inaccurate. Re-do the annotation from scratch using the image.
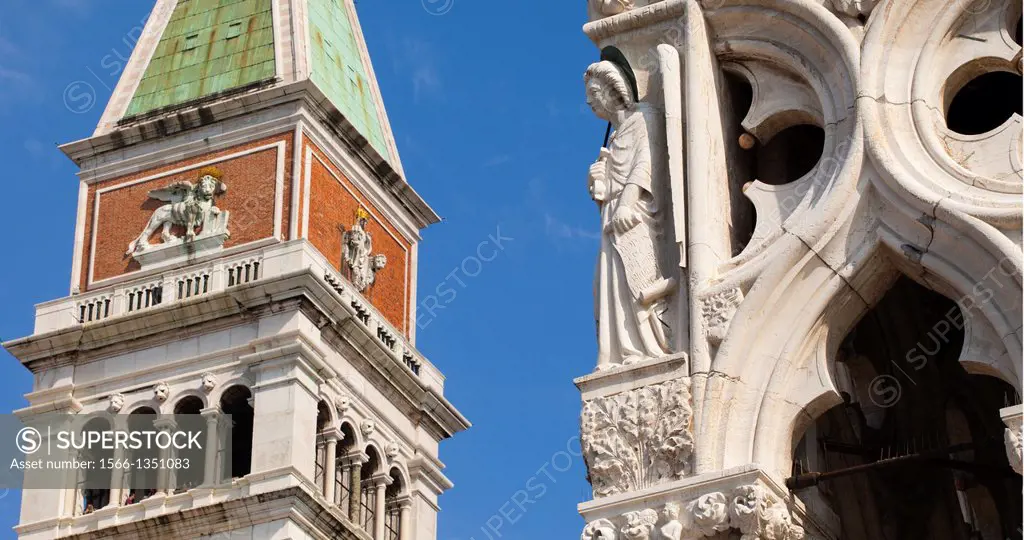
[583,0,688,44]
[16,485,372,540]
[4,266,468,441]
[58,79,439,230]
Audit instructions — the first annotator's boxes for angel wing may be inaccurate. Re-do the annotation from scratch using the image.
[147,181,194,203]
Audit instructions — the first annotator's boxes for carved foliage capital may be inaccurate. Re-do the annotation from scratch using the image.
[581,378,694,498]
[700,288,743,345]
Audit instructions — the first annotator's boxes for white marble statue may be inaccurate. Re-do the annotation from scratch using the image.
[343,209,387,292]
[585,60,671,370]
[126,167,229,256]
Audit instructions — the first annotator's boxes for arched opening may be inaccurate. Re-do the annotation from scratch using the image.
[723,70,757,256]
[755,124,825,186]
[315,400,331,494]
[946,71,1023,135]
[173,396,205,492]
[360,446,382,532]
[335,422,358,510]
[124,407,158,505]
[789,276,1022,539]
[220,386,253,480]
[77,417,112,514]
[384,468,406,540]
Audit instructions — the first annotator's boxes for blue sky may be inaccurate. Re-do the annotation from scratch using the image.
[0,1,603,538]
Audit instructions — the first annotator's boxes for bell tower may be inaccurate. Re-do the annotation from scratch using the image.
[3,1,468,539]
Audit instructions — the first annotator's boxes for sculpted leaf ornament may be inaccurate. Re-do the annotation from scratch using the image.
[581,378,694,497]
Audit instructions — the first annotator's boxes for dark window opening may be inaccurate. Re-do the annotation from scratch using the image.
[756,124,825,186]
[790,276,1022,539]
[173,397,205,492]
[946,71,1023,135]
[79,417,113,514]
[220,386,253,480]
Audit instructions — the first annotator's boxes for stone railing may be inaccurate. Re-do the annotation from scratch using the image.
[33,241,441,391]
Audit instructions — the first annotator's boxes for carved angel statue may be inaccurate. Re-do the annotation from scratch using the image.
[126,167,228,256]
[585,52,677,370]
[343,209,387,292]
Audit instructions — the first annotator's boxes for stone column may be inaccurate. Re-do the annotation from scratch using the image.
[107,416,128,508]
[200,407,220,486]
[153,417,177,495]
[397,496,413,540]
[321,428,342,503]
[347,451,368,524]
[372,474,392,540]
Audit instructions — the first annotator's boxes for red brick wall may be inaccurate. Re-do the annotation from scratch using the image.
[305,138,411,335]
[82,132,294,290]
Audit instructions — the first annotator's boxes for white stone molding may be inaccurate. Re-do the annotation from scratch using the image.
[581,377,694,497]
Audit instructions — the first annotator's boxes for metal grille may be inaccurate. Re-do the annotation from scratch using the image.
[334,465,351,508]
[384,509,401,540]
[360,487,375,531]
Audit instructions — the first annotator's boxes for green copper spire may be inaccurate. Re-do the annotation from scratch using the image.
[125,0,276,117]
[307,0,389,161]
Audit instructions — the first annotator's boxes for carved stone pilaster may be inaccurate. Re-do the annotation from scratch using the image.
[580,377,694,498]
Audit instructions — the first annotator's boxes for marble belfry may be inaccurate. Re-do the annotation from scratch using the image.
[577,1,1023,539]
[3,1,467,539]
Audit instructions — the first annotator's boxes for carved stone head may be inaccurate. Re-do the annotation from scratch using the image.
[360,419,376,436]
[153,382,170,403]
[386,441,400,459]
[200,373,217,393]
[582,518,618,540]
[335,394,351,414]
[585,61,635,121]
[108,393,125,413]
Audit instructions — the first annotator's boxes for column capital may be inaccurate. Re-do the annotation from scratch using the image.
[390,494,413,510]
[371,472,393,488]
[318,427,343,443]
[199,406,221,419]
[343,451,369,466]
[152,417,177,431]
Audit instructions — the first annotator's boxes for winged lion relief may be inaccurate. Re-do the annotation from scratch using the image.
[126,166,231,259]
